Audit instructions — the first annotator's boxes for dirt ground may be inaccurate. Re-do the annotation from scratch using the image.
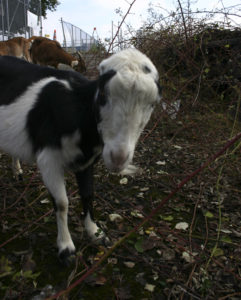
[0,96,240,299]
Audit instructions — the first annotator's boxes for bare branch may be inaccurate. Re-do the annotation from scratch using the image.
[107,0,137,53]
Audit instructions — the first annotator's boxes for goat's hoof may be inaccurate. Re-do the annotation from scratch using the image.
[13,173,23,181]
[17,174,23,181]
[93,232,111,247]
[102,236,111,247]
[59,248,76,266]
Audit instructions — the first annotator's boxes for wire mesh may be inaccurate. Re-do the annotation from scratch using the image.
[61,18,98,52]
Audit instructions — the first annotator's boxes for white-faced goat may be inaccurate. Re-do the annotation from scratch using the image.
[0,49,161,265]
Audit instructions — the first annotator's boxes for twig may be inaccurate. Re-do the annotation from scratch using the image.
[206,107,241,270]
[218,292,241,300]
[178,284,201,300]
[107,0,137,53]
[177,0,188,41]
[0,170,37,213]
[192,64,205,106]
[189,184,204,252]
[0,209,54,249]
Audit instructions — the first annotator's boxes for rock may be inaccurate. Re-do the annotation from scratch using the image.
[109,213,123,222]
[175,222,189,230]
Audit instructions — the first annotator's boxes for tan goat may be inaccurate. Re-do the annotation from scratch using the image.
[29,36,86,73]
[0,37,32,62]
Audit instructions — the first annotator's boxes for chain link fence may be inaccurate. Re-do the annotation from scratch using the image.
[61,18,99,52]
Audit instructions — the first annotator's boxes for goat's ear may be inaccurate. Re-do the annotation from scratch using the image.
[99,69,116,89]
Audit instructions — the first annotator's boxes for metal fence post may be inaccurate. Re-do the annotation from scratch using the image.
[6,0,9,39]
[0,0,4,40]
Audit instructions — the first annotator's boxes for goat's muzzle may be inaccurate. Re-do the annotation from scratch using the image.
[110,150,129,171]
[103,147,131,173]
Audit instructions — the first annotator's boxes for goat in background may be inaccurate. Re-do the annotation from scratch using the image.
[0,37,32,62]
[0,36,32,178]
[29,36,86,73]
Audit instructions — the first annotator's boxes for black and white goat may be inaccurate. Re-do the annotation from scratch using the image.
[0,49,161,264]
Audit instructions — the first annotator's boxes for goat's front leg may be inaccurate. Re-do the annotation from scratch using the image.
[37,151,75,265]
[75,165,110,246]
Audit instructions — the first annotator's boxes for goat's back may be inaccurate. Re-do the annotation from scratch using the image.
[0,56,88,106]
[30,37,71,67]
[0,55,96,162]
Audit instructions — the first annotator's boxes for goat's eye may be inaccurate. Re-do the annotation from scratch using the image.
[143,65,151,74]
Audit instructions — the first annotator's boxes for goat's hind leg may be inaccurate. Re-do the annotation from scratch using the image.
[37,151,76,265]
[75,166,110,246]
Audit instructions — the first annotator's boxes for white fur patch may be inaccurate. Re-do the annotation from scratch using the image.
[0,77,72,163]
[99,48,159,82]
[61,130,82,162]
[56,209,76,253]
[0,77,56,162]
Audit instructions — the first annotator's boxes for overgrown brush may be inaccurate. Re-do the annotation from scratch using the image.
[131,6,241,116]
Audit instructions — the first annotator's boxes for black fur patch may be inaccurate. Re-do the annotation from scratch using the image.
[98,69,116,90]
[156,81,162,98]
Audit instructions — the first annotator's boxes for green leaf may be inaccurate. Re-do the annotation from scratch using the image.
[163,215,174,221]
[44,216,51,223]
[221,236,232,244]
[159,215,174,221]
[0,256,12,273]
[135,239,144,253]
[204,211,214,218]
[173,207,181,212]
[0,256,13,278]
[213,248,224,257]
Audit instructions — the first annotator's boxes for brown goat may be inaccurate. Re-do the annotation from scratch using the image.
[29,36,86,73]
[0,37,32,62]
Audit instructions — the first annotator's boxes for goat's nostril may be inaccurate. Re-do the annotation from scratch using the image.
[110,151,129,166]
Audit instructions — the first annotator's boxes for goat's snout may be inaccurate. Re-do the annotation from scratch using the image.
[110,150,129,169]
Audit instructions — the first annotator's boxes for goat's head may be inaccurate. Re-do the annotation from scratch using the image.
[96,49,162,173]
[72,51,86,73]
